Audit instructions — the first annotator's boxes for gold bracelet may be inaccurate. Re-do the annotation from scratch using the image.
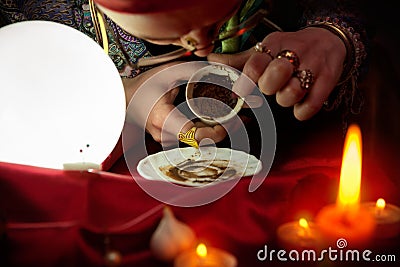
[303,21,354,85]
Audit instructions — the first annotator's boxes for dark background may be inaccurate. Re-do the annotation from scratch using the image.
[0,1,398,180]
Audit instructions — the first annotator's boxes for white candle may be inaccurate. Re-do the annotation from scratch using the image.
[174,243,237,267]
[362,198,400,238]
[277,218,323,250]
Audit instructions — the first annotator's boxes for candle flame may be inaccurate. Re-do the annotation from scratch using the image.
[376,198,386,210]
[196,243,207,258]
[298,218,309,229]
[337,124,362,208]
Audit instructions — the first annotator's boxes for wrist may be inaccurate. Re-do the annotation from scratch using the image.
[302,17,367,85]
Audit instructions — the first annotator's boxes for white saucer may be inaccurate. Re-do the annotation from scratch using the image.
[137,147,262,187]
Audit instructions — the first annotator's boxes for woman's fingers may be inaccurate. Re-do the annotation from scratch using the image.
[293,70,338,120]
[149,100,228,146]
[258,57,294,96]
[193,124,227,144]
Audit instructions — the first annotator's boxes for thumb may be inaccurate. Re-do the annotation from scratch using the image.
[207,49,252,70]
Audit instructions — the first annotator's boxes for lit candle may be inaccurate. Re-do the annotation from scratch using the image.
[362,198,400,238]
[277,218,323,250]
[174,243,237,267]
[315,124,375,248]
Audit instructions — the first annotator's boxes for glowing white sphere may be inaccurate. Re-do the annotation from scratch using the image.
[0,21,125,170]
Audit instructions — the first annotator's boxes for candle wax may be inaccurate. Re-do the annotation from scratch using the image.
[362,201,400,238]
[277,220,323,250]
[315,204,375,249]
[174,247,237,267]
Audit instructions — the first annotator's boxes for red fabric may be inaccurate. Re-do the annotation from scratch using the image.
[1,148,399,267]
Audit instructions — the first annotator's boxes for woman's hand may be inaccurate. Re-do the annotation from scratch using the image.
[208,27,346,120]
[123,62,228,147]
[144,85,227,146]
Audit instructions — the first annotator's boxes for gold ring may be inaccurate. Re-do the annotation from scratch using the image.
[184,37,198,49]
[294,69,314,91]
[178,127,199,148]
[254,42,274,59]
[276,50,300,70]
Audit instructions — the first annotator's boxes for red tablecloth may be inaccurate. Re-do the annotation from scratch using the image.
[1,112,399,267]
[1,142,399,267]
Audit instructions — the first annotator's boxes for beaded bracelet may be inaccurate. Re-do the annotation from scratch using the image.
[304,17,367,85]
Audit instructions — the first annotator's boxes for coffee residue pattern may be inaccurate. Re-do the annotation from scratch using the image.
[159,159,237,184]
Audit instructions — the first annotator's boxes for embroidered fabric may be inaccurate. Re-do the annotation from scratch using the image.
[0,0,151,78]
[298,0,369,129]
[0,0,261,77]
